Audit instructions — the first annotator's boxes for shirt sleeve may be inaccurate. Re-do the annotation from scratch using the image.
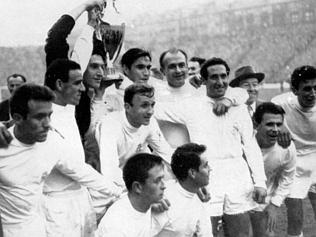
[147,119,173,164]
[70,24,95,72]
[45,14,75,67]
[95,117,124,187]
[54,152,122,199]
[270,143,297,206]
[147,119,175,180]
[238,106,267,188]
[224,87,249,106]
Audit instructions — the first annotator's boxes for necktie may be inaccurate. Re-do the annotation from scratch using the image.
[248,104,254,118]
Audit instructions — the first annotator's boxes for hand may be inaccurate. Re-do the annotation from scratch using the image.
[213,98,232,116]
[94,75,119,100]
[85,0,106,11]
[277,125,292,148]
[189,75,203,89]
[0,125,13,148]
[151,198,170,213]
[197,187,211,202]
[252,187,267,204]
[264,203,278,232]
[86,0,106,27]
[113,73,125,89]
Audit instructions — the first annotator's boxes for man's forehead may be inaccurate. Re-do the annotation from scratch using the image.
[199,154,207,164]
[164,52,186,64]
[147,165,164,178]
[240,78,259,84]
[134,93,155,102]
[28,99,52,111]
[68,69,83,80]
[207,64,226,73]
[133,56,151,65]
[8,76,24,83]
[89,55,105,64]
[188,61,200,68]
[262,113,283,122]
[300,78,316,87]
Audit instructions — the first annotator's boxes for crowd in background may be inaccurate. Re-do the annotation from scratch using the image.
[0,1,316,237]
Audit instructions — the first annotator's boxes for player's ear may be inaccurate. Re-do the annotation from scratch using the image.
[188,168,196,179]
[132,181,143,195]
[12,113,24,124]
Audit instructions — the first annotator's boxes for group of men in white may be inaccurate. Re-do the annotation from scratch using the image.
[0,1,316,237]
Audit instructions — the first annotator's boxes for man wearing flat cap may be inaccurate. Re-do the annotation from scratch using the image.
[230,65,265,117]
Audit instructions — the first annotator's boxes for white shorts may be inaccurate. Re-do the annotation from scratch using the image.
[288,153,316,199]
[43,187,97,237]
[206,158,257,216]
[3,213,46,237]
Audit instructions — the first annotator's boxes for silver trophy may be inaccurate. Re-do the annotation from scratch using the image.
[97,0,125,81]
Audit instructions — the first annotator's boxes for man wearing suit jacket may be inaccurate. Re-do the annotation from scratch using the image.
[230,65,265,117]
[0,74,26,122]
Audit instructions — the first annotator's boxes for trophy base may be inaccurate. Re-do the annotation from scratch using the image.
[104,75,123,82]
[104,68,123,82]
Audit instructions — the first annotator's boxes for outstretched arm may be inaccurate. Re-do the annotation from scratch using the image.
[71,1,105,71]
[238,106,267,202]
[45,0,105,67]
[271,143,296,207]
[55,149,122,200]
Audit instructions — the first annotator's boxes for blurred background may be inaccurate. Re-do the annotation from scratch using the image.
[0,0,315,102]
[1,1,316,235]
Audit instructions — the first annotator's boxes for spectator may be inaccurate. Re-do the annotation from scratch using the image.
[188,56,206,77]
[0,74,26,122]
[229,65,265,117]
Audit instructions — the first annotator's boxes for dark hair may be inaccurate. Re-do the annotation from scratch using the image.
[123,153,164,191]
[171,143,206,181]
[124,83,155,105]
[7,73,27,83]
[159,48,188,70]
[189,57,206,67]
[253,102,285,124]
[45,58,81,90]
[121,48,151,69]
[200,57,230,80]
[10,83,55,119]
[291,65,316,91]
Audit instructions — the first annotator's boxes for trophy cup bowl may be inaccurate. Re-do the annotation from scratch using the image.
[98,21,125,82]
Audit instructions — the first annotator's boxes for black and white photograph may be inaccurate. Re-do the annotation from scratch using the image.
[0,0,316,236]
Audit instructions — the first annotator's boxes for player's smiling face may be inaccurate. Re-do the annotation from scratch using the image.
[125,94,155,128]
[256,113,283,148]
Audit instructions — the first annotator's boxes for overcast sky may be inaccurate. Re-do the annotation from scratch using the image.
[0,0,214,47]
